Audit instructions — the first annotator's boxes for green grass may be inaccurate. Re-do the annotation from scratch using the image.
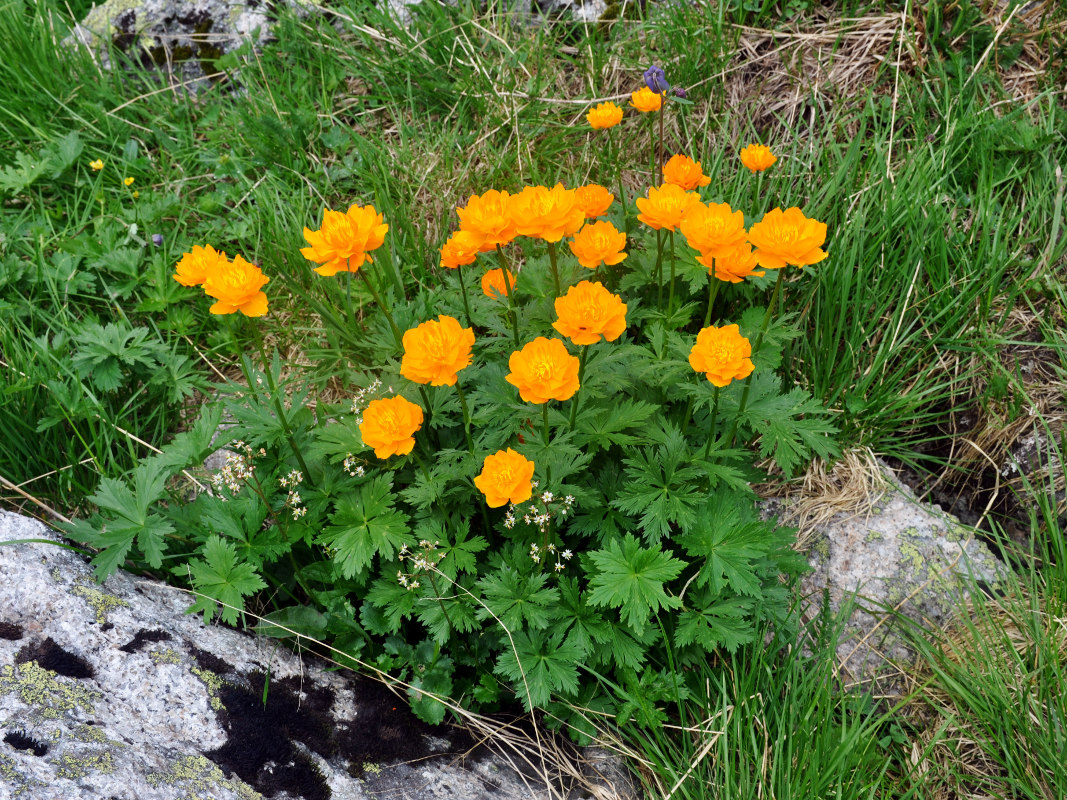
[2,0,1066,794]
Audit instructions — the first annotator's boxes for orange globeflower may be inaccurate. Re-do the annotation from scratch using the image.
[457,190,517,252]
[635,184,701,232]
[400,315,475,387]
[482,267,516,299]
[689,324,754,387]
[586,101,623,130]
[440,230,485,269]
[662,155,711,191]
[739,144,777,172]
[173,244,226,287]
[508,184,585,243]
[359,395,424,459]
[202,254,269,317]
[747,207,828,270]
[630,87,663,113]
[552,281,628,346]
[695,242,765,283]
[506,337,580,404]
[678,202,747,259]
[474,448,535,508]
[575,184,614,219]
[568,221,628,270]
[301,204,389,277]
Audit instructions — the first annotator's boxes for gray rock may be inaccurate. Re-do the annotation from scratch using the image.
[796,463,1007,697]
[0,511,634,800]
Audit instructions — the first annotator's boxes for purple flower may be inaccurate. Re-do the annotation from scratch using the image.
[643,65,671,95]
[151,234,164,247]
[674,87,687,99]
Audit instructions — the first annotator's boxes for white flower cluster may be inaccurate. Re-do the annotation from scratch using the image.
[396,540,444,592]
[529,542,573,572]
[503,491,576,535]
[209,441,262,498]
[342,453,366,478]
[349,379,383,416]
[279,470,306,519]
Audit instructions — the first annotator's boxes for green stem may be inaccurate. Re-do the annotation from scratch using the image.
[702,387,721,460]
[648,114,656,186]
[726,270,783,448]
[610,129,630,239]
[345,267,354,327]
[547,240,562,296]
[657,103,665,184]
[455,264,474,329]
[252,328,311,479]
[358,269,403,351]
[703,274,721,327]
[569,345,590,431]
[496,245,521,348]
[427,571,454,632]
[680,396,694,437]
[454,379,476,456]
[654,229,664,308]
[542,402,550,446]
[666,230,677,317]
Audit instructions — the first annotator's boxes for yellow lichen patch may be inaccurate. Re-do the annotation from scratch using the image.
[362,761,383,775]
[0,662,99,718]
[190,667,224,711]
[0,752,29,792]
[147,754,263,799]
[71,582,129,624]
[150,648,181,666]
[73,723,113,745]
[57,751,114,780]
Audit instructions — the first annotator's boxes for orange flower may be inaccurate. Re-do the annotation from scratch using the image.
[552,281,628,346]
[474,448,535,508]
[202,254,269,317]
[695,242,765,283]
[457,190,517,252]
[635,184,701,232]
[574,184,614,219]
[359,395,424,459]
[739,144,777,172]
[630,87,663,113]
[662,155,711,190]
[482,267,516,299]
[678,202,747,258]
[689,324,754,387]
[301,204,389,277]
[586,101,623,130]
[506,337,580,404]
[400,315,475,387]
[568,221,628,270]
[747,207,828,270]
[173,244,226,287]
[508,184,585,243]
[440,230,484,269]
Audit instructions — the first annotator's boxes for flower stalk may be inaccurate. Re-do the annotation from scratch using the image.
[496,245,522,348]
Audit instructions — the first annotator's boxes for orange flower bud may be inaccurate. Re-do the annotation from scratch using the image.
[173,244,226,287]
[301,204,389,277]
[689,324,754,387]
[400,315,475,387]
[630,86,662,113]
[739,144,777,172]
[635,184,701,232]
[574,184,614,219]
[662,155,711,191]
[586,101,623,130]
[508,184,585,243]
[474,448,535,508]
[695,242,764,283]
[440,230,484,269]
[678,202,747,259]
[202,254,269,317]
[505,337,580,404]
[482,267,516,299]
[747,207,828,270]
[457,190,517,252]
[359,395,424,459]
[552,281,628,346]
[568,221,628,270]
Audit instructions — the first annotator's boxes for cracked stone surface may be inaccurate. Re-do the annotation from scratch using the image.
[0,511,633,800]
[797,463,1007,696]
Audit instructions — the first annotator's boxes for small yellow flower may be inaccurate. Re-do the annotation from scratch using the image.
[123,177,135,186]
[747,207,828,270]
[739,144,777,173]
[630,87,663,113]
[586,101,624,130]
[89,159,104,171]
[574,184,615,219]
[132,191,140,199]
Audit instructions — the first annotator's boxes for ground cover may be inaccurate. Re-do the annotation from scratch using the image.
[1,0,1065,796]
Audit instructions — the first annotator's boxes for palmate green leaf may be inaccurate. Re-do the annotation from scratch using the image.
[611,438,705,544]
[740,373,840,477]
[476,569,560,631]
[675,597,755,653]
[556,577,612,657]
[307,415,365,462]
[588,534,684,635]
[573,399,656,453]
[416,583,479,644]
[363,578,416,634]
[185,535,267,625]
[408,654,454,725]
[678,492,770,598]
[495,629,582,711]
[318,475,412,578]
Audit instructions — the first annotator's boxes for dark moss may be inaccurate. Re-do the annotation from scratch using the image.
[3,730,48,757]
[0,621,24,640]
[15,637,94,680]
[119,629,172,654]
[188,645,234,675]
